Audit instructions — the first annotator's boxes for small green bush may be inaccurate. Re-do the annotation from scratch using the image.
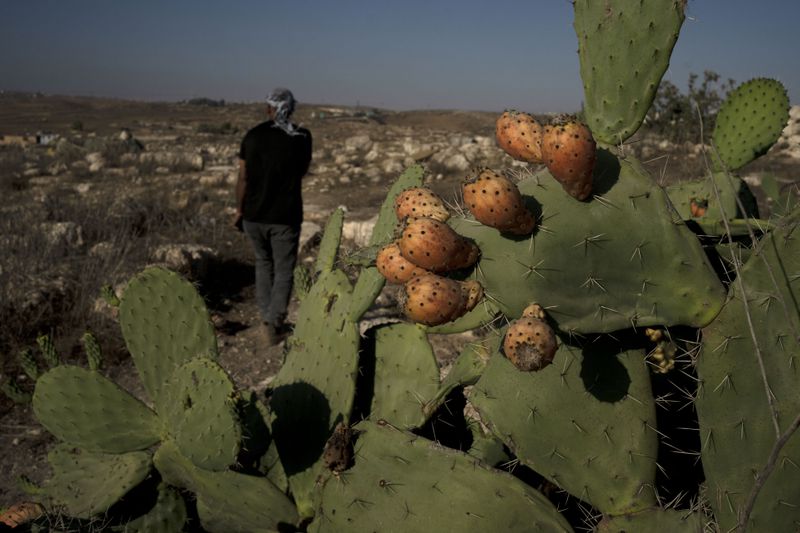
[645,70,736,145]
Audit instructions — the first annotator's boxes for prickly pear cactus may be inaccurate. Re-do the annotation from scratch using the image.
[696,208,800,532]
[32,365,162,453]
[371,323,439,428]
[43,445,152,519]
[122,484,187,533]
[269,165,426,518]
[154,439,298,533]
[574,0,685,144]
[471,336,658,515]
[119,266,218,409]
[309,420,572,532]
[451,151,727,333]
[665,171,759,236]
[158,357,242,471]
[597,508,707,532]
[712,78,790,171]
[30,264,248,521]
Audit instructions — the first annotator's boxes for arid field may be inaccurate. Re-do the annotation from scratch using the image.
[0,91,798,518]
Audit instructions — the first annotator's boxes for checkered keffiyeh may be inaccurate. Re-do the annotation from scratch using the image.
[266,88,302,136]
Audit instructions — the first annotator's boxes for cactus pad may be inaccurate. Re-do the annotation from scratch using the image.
[270,208,364,517]
[33,365,161,453]
[81,331,103,372]
[470,338,658,515]
[371,323,439,429]
[597,508,707,532]
[370,163,425,247]
[665,172,759,233]
[44,445,152,519]
[154,440,298,532]
[310,420,571,532]
[119,266,218,406]
[423,341,491,419]
[158,357,241,471]
[574,0,685,143]
[712,78,790,171]
[451,151,726,333]
[696,208,800,532]
[124,484,187,533]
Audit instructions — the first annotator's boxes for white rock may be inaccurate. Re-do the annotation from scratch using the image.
[74,183,92,195]
[402,137,422,155]
[382,159,404,175]
[89,241,114,258]
[344,134,373,152]
[299,221,322,252]
[364,146,382,163]
[150,244,218,280]
[40,221,85,249]
[342,215,378,247]
[199,174,227,187]
[86,152,105,165]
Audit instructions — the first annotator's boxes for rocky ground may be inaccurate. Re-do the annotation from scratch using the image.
[0,92,797,510]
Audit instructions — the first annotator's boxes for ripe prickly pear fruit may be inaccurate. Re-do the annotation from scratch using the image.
[496,110,543,163]
[376,241,429,284]
[395,187,450,222]
[503,307,558,371]
[401,273,483,326]
[690,198,708,218]
[541,120,596,201]
[463,169,536,235]
[399,217,479,273]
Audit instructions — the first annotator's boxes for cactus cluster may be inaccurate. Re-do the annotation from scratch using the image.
[12,1,798,531]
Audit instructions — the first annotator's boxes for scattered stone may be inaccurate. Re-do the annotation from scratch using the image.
[39,221,85,249]
[150,243,218,281]
[342,215,378,247]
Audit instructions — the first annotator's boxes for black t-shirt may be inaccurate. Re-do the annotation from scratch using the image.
[239,121,312,225]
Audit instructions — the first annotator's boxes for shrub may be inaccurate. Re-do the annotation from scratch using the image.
[644,70,736,144]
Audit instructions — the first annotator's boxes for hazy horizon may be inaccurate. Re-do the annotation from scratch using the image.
[2,1,799,113]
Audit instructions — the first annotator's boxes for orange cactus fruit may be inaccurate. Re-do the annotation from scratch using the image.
[690,198,708,218]
[541,120,596,201]
[398,217,479,272]
[394,187,450,222]
[376,241,429,284]
[503,310,558,372]
[401,273,483,326]
[495,110,543,163]
[0,502,45,527]
[462,168,536,235]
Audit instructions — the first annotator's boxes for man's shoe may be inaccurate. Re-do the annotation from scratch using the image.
[259,322,279,347]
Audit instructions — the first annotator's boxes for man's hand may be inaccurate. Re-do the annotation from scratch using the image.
[232,211,244,232]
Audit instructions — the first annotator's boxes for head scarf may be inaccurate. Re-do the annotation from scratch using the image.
[266,88,302,136]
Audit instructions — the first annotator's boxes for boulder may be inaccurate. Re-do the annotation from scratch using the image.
[344,134,373,152]
[342,216,378,247]
[150,244,218,281]
[39,222,85,250]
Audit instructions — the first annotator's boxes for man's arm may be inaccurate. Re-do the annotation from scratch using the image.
[233,158,246,229]
[236,158,247,213]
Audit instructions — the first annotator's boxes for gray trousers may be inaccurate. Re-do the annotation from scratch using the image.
[243,221,300,326]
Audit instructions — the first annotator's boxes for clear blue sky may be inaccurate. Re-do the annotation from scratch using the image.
[1,1,798,112]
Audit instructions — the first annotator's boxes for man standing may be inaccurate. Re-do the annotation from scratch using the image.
[235,88,312,346]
